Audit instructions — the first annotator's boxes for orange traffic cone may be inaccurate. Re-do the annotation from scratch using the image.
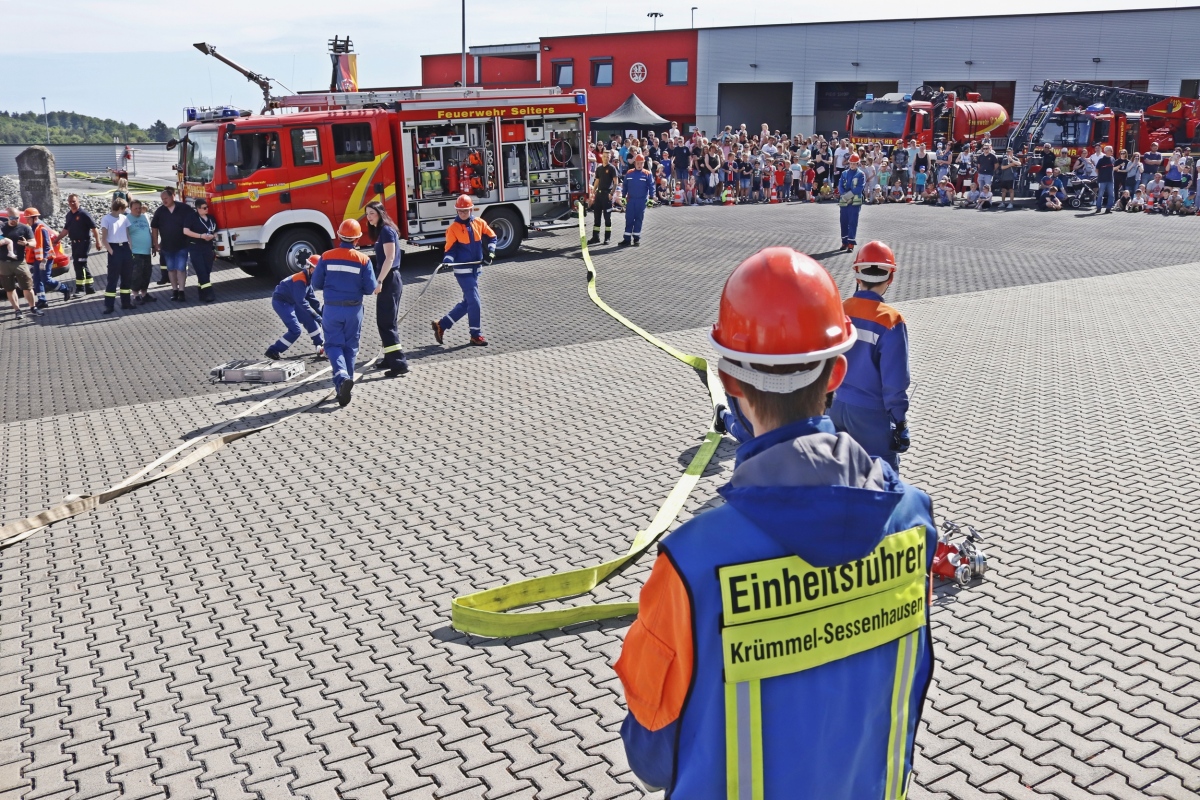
[768,183,779,204]
[672,185,684,207]
[722,186,735,205]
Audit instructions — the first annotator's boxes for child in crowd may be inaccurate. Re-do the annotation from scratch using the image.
[1164,187,1185,215]
[789,156,803,201]
[878,160,891,193]
[887,183,905,202]
[750,160,763,202]
[870,185,885,205]
[966,184,982,206]
[804,165,816,202]
[975,184,993,210]
[774,160,789,200]
[1115,188,1132,212]
[914,166,928,202]
[1128,187,1146,212]
[937,178,954,206]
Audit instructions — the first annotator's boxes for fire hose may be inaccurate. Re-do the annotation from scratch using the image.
[449,203,723,638]
[0,255,462,552]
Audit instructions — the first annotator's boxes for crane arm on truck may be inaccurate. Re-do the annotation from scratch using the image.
[193,42,280,113]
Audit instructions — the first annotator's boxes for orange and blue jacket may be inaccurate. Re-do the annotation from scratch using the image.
[311,242,376,304]
[273,269,322,328]
[838,290,911,423]
[443,215,496,271]
[24,221,54,264]
[615,416,936,797]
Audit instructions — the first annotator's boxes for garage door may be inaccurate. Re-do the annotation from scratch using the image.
[718,83,793,135]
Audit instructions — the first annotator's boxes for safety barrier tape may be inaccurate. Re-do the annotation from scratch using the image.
[449,203,724,638]
[0,253,466,552]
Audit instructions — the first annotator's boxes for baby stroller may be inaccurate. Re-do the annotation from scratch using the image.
[1063,175,1097,209]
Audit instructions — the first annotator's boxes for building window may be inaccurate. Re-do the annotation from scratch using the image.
[331,123,374,164]
[667,59,688,86]
[553,60,574,88]
[1183,80,1200,99]
[592,60,613,87]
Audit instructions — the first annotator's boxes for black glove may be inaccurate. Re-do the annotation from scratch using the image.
[483,251,495,266]
[890,421,910,453]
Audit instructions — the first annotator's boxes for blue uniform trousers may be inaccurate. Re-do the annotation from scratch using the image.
[189,244,216,301]
[439,268,482,337]
[269,297,323,354]
[839,203,861,246]
[32,259,64,299]
[323,304,364,389]
[376,269,408,370]
[623,199,647,242]
[829,397,899,470]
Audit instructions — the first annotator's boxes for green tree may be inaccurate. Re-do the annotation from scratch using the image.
[0,109,154,144]
[146,120,171,141]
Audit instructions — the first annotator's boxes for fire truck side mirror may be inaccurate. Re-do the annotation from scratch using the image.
[224,137,243,168]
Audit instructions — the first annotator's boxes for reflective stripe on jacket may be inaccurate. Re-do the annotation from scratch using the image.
[273,270,322,328]
[311,243,376,304]
[443,216,496,267]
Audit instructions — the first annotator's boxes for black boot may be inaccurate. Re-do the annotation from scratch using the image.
[587,232,600,245]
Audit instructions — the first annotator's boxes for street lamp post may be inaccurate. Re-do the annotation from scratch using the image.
[461,0,467,87]
[692,7,698,28]
[41,97,49,145]
[648,11,663,30]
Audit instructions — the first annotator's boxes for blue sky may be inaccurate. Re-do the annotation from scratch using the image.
[10,0,1186,129]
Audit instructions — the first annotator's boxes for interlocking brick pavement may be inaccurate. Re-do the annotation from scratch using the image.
[2,205,1199,800]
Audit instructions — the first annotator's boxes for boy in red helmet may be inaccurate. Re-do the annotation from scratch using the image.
[830,240,911,471]
[616,247,935,798]
[432,194,496,346]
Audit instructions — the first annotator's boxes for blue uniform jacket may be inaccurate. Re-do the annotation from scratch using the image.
[839,290,911,422]
[624,168,654,203]
[312,242,376,304]
[443,215,496,267]
[273,270,322,328]
[616,417,936,798]
[839,168,866,198]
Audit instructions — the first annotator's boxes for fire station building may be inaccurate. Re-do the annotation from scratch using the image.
[422,6,1200,138]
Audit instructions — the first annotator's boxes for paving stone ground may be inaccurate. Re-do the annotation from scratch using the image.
[2,202,1198,800]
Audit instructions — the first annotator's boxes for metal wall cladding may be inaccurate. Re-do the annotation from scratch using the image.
[698,8,1200,126]
[0,144,170,176]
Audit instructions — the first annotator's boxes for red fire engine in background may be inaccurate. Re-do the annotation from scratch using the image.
[175,77,589,279]
[845,85,1009,151]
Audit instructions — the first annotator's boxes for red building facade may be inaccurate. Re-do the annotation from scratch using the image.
[422,30,698,129]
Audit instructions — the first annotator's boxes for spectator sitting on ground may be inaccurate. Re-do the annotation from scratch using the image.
[886,183,905,202]
[976,184,994,210]
[937,178,955,206]
[1129,186,1146,211]
[870,185,885,205]
[966,184,981,206]
[1145,172,1165,202]
[1115,189,1132,212]
[1164,187,1184,215]
[1038,178,1063,211]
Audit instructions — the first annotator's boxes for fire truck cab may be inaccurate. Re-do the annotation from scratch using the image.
[176,88,589,279]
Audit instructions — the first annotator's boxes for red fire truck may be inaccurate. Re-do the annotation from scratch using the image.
[846,85,1008,151]
[175,87,590,278]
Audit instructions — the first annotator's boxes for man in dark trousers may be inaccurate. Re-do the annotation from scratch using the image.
[588,150,620,245]
[59,194,102,295]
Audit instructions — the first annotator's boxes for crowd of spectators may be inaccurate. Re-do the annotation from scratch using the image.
[2,186,220,319]
[587,123,1198,215]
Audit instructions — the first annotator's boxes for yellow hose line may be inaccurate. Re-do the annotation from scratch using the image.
[449,202,723,637]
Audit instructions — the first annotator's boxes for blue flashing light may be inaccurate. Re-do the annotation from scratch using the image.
[576,92,586,105]
[1086,102,1105,112]
[865,93,874,101]
[184,107,198,121]
[903,94,913,102]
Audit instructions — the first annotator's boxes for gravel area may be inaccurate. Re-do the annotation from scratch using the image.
[0,175,162,228]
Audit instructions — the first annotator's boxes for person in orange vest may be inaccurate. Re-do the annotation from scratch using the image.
[615,247,936,798]
[830,241,911,471]
[312,219,377,407]
[25,208,73,307]
[431,195,496,347]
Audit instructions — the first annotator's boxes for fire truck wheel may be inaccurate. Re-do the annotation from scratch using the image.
[269,227,331,281]
[481,207,524,259]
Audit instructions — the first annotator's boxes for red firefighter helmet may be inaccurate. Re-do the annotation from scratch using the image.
[709,247,856,394]
[306,255,320,268]
[853,240,897,278]
[455,194,475,210]
[847,153,861,164]
[337,218,362,239]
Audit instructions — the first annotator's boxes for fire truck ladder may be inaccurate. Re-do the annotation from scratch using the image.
[1010,80,1171,193]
